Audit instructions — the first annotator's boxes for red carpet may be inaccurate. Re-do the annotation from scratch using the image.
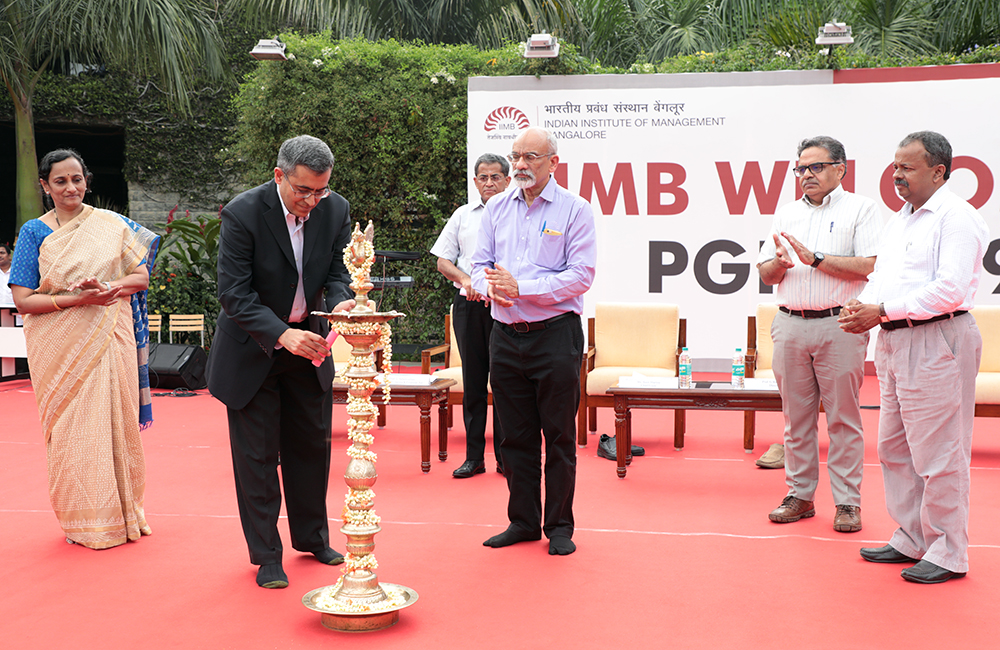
[2,373,1000,649]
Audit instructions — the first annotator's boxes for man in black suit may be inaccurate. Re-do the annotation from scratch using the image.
[207,135,355,589]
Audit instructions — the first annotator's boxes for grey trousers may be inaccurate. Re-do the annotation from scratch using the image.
[876,312,981,573]
[772,310,868,506]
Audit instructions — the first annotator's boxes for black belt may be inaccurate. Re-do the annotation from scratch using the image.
[501,311,574,334]
[779,306,841,319]
[287,319,310,330]
[880,311,967,331]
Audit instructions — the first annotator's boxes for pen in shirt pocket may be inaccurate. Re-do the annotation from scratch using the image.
[540,220,563,237]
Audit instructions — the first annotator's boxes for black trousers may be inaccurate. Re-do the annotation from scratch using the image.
[490,312,582,539]
[452,291,501,463]
[226,348,332,565]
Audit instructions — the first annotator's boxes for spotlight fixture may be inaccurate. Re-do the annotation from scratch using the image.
[815,22,854,46]
[250,39,287,61]
[523,34,560,59]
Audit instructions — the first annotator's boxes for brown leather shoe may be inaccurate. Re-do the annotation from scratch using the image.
[768,496,815,523]
[833,504,862,532]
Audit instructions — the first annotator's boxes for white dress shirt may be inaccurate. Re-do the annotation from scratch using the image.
[858,185,989,320]
[757,185,883,310]
[430,201,485,294]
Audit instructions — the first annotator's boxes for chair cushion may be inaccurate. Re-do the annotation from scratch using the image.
[976,372,1000,405]
[972,306,1000,373]
[587,366,677,395]
[593,303,679,370]
[755,303,779,372]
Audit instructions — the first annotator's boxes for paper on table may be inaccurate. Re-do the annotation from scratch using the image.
[617,373,678,389]
[743,378,779,391]
[377,373,437,386]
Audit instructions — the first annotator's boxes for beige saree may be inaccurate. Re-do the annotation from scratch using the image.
[24,206,158,549]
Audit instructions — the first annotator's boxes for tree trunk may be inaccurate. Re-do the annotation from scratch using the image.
[14,90,44,232]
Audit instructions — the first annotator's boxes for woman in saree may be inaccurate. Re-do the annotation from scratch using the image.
[9,149,159,549]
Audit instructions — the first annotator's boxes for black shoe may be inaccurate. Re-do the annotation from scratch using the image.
[256,563,288,589]
[496,463,505,475]
[901,560,966,584]
[597,434,644,460]
[453,460,486,478]
[860,544,919,564]
[312,547,345,565]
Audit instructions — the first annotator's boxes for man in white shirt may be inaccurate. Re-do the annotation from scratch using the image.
[757,136,882,533]
[0,244,13,304]
[840,131,988,584]
[430,153,509,478]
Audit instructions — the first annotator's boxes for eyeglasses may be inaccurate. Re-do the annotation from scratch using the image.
[289,186,331,200]
[507,152,554,163]
[476,174,506,183]
[793,162,841,177]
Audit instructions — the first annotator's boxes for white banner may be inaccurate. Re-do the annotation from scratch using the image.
[468,67,1000,364]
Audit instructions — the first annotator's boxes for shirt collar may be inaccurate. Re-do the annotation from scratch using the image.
[516,175,557,204]
[906,183,950,216]
[277,191,310,225]
[800,183,844,208]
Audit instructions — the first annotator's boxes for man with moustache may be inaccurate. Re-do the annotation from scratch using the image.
[757,136,881,533]
[431,153,510,478]
[840,131,988,584]
[208,135,355,589]
[472,127,596,556]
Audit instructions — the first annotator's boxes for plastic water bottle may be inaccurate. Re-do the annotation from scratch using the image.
[731,347,745,389]
[678,347,692,389]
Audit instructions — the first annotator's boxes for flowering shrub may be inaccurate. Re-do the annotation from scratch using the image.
[147,207,221,348]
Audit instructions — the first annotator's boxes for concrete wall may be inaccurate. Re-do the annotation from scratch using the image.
[127,182,226,229]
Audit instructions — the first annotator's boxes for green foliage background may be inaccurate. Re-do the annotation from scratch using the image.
[226,35,593,352]
[3,27,999,355]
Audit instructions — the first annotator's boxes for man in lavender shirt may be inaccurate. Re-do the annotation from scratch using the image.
[472,126,597,556]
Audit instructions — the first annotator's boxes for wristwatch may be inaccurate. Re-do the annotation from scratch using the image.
[810,251,825,268]
[879,303,890,324]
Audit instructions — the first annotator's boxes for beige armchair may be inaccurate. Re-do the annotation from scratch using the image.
[972,305,1000,417]
[420,307,491,429]
[745,303,779,379]
[578,302,685,446]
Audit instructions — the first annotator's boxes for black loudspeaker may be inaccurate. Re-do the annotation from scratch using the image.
[148,343,208,390]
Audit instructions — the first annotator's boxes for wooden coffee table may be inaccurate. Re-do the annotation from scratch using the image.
[607,382,783,478]
[331,377,457,473]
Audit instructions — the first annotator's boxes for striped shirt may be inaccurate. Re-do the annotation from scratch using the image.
[757,185,882,310]
[857,185,988,320]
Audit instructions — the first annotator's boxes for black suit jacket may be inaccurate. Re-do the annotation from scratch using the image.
[207,180,353,410]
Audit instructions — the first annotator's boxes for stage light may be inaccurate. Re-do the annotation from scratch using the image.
[250,39,287,61]
[816,22,854,46]
[523,34,560,59]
